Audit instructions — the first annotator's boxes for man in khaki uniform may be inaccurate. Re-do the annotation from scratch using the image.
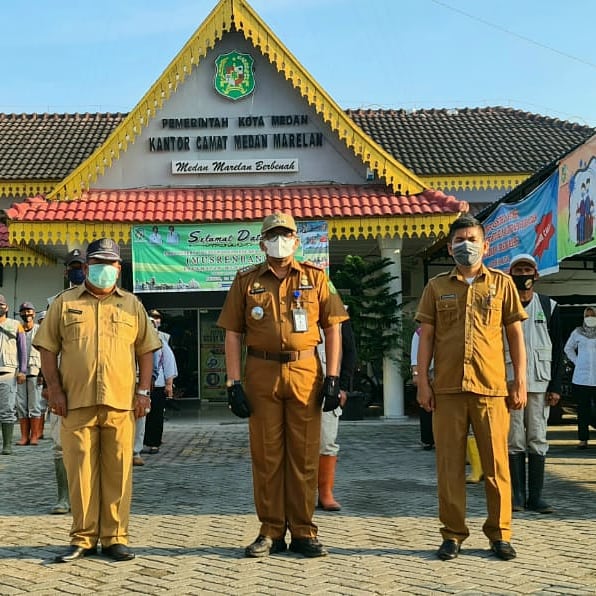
[416,214,527,562]
[34,238,160,563]
[218,212,348,558]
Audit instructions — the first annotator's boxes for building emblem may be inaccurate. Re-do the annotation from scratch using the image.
[214,51,255,101]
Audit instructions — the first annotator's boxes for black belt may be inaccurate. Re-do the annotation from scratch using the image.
[247,347,316,363]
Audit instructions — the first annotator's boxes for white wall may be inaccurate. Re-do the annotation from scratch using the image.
[1,264,66,316]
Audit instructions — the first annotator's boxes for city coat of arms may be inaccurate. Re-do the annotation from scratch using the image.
[214,51,255,101]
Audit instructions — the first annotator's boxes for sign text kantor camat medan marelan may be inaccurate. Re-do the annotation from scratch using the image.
[148,114,324,175]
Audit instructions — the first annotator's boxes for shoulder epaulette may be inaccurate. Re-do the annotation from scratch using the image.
[300,260,324,271]
[238,263,262,277]
[486,267,510,277]
[50,286,79,301]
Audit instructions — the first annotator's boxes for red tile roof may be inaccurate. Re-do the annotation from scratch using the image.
[0,223,9,247]
[5,186,466,223]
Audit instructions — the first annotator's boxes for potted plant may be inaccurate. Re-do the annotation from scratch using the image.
[331,255,410,418]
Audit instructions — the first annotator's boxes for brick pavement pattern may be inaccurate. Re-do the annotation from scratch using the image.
[1,414,595,595]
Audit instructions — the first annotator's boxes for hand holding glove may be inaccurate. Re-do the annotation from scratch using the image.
[227,383,251,418]
[321,375,341,412]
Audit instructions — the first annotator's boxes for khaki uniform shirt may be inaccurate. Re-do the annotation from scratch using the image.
[415,264,527,396]
[217,259,348,351]
[33,284,161,410]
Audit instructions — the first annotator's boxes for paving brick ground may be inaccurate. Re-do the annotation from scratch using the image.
[1,407,595,595]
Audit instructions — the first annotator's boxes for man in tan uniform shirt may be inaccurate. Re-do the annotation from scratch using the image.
[416,214,527,562]
[34,238,161,563]
[218,212,348,558]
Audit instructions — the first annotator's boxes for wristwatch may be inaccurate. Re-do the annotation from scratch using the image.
[136,389,151,397]
[226,379,241,388]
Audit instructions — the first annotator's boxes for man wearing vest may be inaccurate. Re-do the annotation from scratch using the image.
[507,254,563,514]
[15,302,44,446]
[0,294,28,455]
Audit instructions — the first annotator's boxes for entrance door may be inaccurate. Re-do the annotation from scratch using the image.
[158,308,227,403]
[158,309,199,400]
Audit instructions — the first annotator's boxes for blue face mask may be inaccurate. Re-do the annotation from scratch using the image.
[87,264,119,289]
[67,269,85,286]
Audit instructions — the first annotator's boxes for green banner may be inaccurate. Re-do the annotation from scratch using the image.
[132,221,328,293]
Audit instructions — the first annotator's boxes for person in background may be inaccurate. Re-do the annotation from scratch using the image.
[564,306,596,450]
[143,314,178,455]
[34,238,161,563]
[15,302,44,446]
[317,317,357,512]
[148,309,171,345]
[410,327,434,450]
[0,295,27,455]
[416,214,527,562]
[507,254,562,514]
[218,212,348,558]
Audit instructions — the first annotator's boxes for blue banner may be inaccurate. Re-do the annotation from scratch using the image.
[483,172,559,275]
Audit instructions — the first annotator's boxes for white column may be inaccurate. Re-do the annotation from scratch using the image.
[378,236,406,419]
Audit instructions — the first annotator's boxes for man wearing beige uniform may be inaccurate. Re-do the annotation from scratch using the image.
[35,238,160,563]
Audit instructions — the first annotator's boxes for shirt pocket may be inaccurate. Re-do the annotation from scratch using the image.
[110,310,136,342]
[436,299,458,326]
[482,297,502,326]
[63,311,87,342]
[245,291,273,322]
[533,348,551,382]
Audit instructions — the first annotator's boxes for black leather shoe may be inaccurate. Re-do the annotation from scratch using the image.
[102,543,135,561]
[244,535,287,558]
[289,537,328,558]
[437,539,461,560]
[54,545,97,563]
[490,540,517,560]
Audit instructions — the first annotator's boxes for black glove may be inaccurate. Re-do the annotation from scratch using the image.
[321,376,341,411]
[227,383,251,418]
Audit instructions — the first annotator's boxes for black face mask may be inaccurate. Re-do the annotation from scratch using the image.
[20,314,34,323]
[511,274,535,291]
[0,308,7,317]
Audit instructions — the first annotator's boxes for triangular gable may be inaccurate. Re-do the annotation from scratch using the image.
[49,0,425,200]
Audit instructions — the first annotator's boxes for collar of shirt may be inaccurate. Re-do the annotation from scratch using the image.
[448,263,489,282]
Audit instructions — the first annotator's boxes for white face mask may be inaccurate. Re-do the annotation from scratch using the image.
[263,236,296,259]
[584,316,596,328]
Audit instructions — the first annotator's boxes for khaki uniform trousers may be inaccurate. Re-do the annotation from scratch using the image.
[245,354,323,539]
[61,405,135,549]
[433,392,512,543]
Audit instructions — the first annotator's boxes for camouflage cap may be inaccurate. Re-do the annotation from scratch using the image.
[261,212,297,235]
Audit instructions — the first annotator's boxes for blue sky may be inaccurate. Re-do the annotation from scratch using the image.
[2,0,596,126]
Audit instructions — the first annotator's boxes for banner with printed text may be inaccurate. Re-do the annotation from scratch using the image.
[132,221,328,292]
[483,172,559,275]
[557,134,596,260]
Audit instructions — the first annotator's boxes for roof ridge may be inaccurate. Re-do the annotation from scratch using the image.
[343,106,595,131]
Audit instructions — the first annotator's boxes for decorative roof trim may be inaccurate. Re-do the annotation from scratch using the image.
[328,215,462,240]
[0,245,55,267]
[9,214,461,246]
[48,0,425,200]
[0,180,59,198]
[418,173,531,192]
[9,223,132,246]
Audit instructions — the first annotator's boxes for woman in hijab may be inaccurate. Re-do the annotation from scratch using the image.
[564,307,596,449]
